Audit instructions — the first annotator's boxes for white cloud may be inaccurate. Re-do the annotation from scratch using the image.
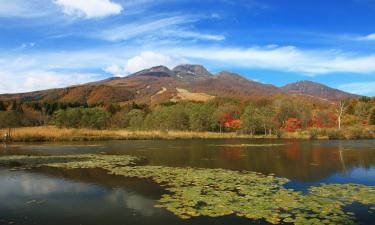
[124,51,182,74]
[0,70,100,94]
[357,33,375,41]
[169,46,375,75]
[104,51,187,77]
[162,30,225,41]
[338,82,375,96]
[54,0,123,19]
[96,16,195,41]
[0,53,106,93]
[104,64,126,77]
[95,16,225,42]
[0,0,55,18]
[16,42,36,50]
[2,44,375,94]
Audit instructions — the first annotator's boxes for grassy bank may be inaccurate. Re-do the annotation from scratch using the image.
[0,126,260,142]
[1,126,374,142]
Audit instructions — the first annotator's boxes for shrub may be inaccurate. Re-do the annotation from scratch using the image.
[346,127,373,139]
[275,129,285,138]
[308,128,319,140]
[326,129,345,140]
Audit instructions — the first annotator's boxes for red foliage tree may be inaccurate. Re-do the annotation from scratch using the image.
[309,111,337,128]
[283,117,301,132]
[225,119,241,129]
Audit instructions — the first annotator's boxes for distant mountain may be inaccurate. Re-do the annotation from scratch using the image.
[281,80,358,101]
[0,65,359,104]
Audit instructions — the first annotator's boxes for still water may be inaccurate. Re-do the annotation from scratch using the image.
[0,139,374,225]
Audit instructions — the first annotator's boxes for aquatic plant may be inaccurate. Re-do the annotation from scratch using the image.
[0,154,374,225]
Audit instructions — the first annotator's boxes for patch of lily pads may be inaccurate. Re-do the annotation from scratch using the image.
[1,154,374,225]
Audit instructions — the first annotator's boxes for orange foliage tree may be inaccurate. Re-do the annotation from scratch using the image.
[225,119,241,129]
[283,117,301,132]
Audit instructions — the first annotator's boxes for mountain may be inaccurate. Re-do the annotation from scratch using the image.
[281,80,358,101]
[0,65,359,104]
[172,64,212,79]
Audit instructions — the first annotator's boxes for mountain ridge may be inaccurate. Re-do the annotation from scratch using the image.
[0,64,359,104]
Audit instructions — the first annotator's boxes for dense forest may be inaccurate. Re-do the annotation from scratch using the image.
[1,95,375,138]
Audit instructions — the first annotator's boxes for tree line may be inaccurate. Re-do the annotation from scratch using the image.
[1,96,375,134]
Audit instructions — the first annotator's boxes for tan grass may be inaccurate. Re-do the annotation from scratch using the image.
[0,126,260,142]
[2,126,372,142]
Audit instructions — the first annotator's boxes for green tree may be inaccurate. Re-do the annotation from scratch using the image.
[53,107,110,129]
[81,108,110,129]
[53,108,81,128]
[105,103,121,114]
[273,99,297,126]
[370,109,375,125]
[354,101,371,121]
[188,102,216,131]
[127,109,145,129]
[258,105,276,135]
[143,105,189,131]
[167,106,189,130]
[241,104,262,134]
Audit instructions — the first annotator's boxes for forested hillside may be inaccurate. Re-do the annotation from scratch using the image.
[1,95,374,139]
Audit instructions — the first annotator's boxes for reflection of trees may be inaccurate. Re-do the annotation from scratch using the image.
[3,140,375,183]
[114,140,375,182]
[338,141,347,173]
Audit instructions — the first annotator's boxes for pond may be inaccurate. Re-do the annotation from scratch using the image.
[0,139,374,225]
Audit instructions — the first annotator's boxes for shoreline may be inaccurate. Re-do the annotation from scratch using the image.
[0,126,374,143]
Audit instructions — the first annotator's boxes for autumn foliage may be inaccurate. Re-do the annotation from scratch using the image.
[225,119,241,129]
[283,118,301,132]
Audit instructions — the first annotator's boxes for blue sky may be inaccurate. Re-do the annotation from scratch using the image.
[1,0,375,96]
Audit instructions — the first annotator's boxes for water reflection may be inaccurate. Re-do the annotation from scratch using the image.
[105,188,161,216]
[2,139,375,183]
[0,168,262,225]
[1,139,375,225]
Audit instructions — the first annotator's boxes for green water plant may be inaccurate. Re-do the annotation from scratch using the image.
[0,154,374,225]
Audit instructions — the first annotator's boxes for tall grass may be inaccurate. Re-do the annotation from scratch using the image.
[1,126,373,142]
[0,126,259,142]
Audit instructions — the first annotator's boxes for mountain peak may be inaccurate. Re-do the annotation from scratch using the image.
[131,65,174,78]
[172,64,212,78]
[282,80,358,100]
